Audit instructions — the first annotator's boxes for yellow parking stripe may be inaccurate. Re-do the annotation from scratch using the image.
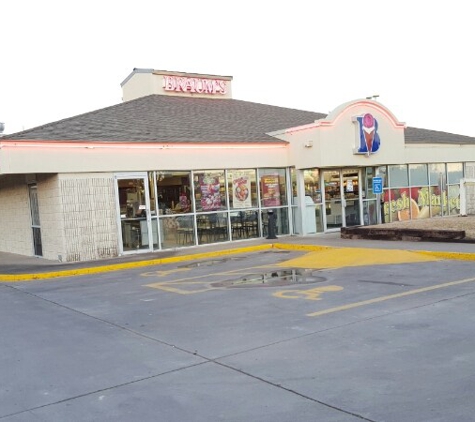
[307,276,475,317]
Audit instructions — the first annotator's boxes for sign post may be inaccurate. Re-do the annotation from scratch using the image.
[372,177,383,224]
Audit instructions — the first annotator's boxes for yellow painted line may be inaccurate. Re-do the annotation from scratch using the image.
[273,285,343,301]
[0,244,273,282]
[142,264,282,284]
[146,281,220,295]
[141,268,191,277]
[416,251,475,261]
[307,276,475,317]
[272,243,332,252]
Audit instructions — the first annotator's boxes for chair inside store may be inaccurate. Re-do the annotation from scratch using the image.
[230,212,245,239]
[242,211,259,238]
[198,214,228,243]
[176,216,195,245]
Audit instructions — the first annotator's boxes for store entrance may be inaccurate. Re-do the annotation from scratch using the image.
[323,169,361,230]
[115,175,154,254]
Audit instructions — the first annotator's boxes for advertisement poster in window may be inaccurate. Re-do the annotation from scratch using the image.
[261,174,281,207]
[232,172,252,208]
[199,174,222,211]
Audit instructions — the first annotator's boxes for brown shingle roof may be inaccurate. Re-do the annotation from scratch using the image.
[404,126,475,144]
[4,95,326,143]
[4,94,475,145]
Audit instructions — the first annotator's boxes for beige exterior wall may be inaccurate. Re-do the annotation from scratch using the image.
[275,99,475,170]
[0,175,33,255]
[404,145,475,164]
[277,99,407,169]
[0,144,288,174]
[121,72,156,102]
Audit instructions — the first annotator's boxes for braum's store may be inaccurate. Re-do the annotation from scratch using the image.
[1,68,475,262]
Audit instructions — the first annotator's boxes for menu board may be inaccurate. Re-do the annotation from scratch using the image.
[261,174,281,207]
[199,174,222,211]
[232,172,252,208]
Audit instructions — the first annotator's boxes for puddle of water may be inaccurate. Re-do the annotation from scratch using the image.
[212,268,326,288]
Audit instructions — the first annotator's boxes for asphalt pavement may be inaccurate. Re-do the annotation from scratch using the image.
[3,232,475,421]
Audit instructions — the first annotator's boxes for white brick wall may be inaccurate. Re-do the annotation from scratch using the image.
[0,173,119,261]
[58,174,118,262]
[36,174,64,260]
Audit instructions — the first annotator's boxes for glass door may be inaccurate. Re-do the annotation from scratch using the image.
[116,175,153,253]
[342,168,361,227]
[323,170,343,229]
[323,169,361,230]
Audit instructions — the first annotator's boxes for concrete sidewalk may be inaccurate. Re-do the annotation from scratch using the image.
[1,232,475,281]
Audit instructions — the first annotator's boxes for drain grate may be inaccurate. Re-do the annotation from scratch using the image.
[212,268,326,288]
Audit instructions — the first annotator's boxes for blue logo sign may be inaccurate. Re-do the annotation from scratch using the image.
[372,176,383,194]
[356,113,380,155]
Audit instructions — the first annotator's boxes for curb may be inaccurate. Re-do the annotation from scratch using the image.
[1,243,474,282]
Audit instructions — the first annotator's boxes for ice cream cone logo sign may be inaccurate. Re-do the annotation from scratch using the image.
[354,113,380,156]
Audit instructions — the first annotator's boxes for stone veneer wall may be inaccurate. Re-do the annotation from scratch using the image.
[0,175,33,255]
[57,174,118,262]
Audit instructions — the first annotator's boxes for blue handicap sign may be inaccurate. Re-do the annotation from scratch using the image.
[372,176,383,194]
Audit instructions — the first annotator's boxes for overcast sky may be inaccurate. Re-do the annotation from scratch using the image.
[1,0,474,137]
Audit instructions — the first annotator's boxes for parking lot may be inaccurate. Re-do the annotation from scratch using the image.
[2,243,475,421]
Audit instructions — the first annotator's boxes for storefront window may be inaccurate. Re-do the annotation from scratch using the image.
[291,168,298,205]
[193,171,227,212]
[262,208,289,236]
[428,186,444,217]
[393,165,428,220]
[160,215,196,249]
[429,163,446,185]
[448,185,461,215]
[364,167,375,199]
[383,189,397,222]
[377,166,388,187]
[148,173,158,216]
[197,212,229,245]
[156,171,192,215]
[303,169,321,204]
[447,163,463,184]
[409,164,428,187]
[232,210,260,240]
[363,201,378,225]
[259,168,287,207]
[227,169,257,209]
[428,164,448,216]
[388,165,408,187]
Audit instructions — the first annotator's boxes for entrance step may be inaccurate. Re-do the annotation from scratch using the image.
[341,226,466,242]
